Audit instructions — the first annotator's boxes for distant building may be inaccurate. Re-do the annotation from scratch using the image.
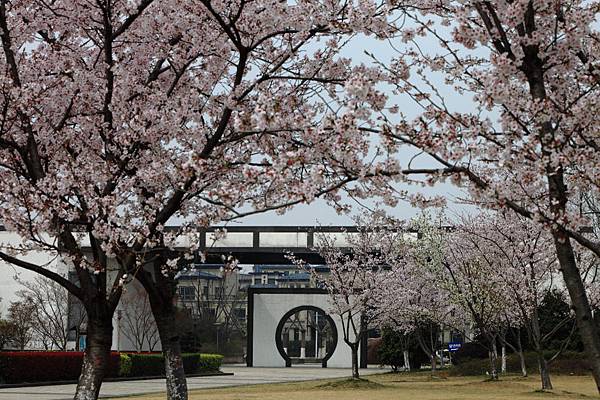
[249,264,329,289]
[176,264,247,327]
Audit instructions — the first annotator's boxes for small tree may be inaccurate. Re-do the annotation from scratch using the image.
[373,244,454,375]
[0,319,15,350]
[7,301,35,350]
[16,276,76,350]
[378,328,406,372]
[294,214,406,379]
[120,287,159,352]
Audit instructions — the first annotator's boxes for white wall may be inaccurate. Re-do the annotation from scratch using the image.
[251,292,356,368]
[113,278,162,352]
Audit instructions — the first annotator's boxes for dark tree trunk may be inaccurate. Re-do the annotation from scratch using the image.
[415,331,436,375]
[146,285,188,400]
[74,316,113,400]
[530,307,553,390]
[136,257,188,400]
[350,343,360,379]
[553,234,600,393]
[524,44,600,393]
[155,312,188,400]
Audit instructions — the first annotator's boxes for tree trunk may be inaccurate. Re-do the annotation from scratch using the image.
[516,330,527,377]
[530,307,552,389]
[488,341,498,380]
[403,350,411,372]
[351,343,360,379]
[74,317,113,400]
[517,350,527,377]
[501,344,507,374]
[536,351,553,390]
[430,352,437,374]
[553,234,600,393]
[137,260,189,400]
[152,306,188,400]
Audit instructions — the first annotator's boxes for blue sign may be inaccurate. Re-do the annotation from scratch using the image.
[448,342,462,352]
[79,335,87,351]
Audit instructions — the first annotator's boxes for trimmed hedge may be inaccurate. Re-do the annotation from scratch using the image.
[0,352,120,384]
[449,351,592,376]
[119,353,132,377]
[127,353,223,377]
[0,351,222,383]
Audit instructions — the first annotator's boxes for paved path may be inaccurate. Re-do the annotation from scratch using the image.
[0,365,389,400]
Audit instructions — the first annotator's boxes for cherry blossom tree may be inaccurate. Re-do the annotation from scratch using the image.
[451,213,565,389]
[372,229,454,375]
[377,0,600,390]
[293,214,405,378]
[0,0,400,398]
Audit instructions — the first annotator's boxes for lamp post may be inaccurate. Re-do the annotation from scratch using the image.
[314,312,319,358]
[116,309,122,352]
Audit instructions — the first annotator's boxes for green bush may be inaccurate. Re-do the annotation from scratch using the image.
[195,354,224,371]
[0,351,120,384]
[449,351,592,376]
[376,329,429,371]
[378,330,405,371]
[128,353,223,377]
[119,353,132,377]
[129,354,165,377]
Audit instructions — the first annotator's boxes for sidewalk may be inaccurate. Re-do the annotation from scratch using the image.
[0,365,389,400]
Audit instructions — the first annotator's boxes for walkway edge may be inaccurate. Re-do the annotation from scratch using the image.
[0,372,233,389]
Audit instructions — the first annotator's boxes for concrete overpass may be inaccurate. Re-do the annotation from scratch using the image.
[197,226,417,264]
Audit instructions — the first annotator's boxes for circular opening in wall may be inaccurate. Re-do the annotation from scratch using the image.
[275,305,337,367]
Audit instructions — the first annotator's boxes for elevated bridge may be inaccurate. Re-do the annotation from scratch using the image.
[199,226,361,264]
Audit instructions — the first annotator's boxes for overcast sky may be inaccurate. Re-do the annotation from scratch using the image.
[227,27,480,227]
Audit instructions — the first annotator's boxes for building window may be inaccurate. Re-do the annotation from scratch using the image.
[233,308,246,321]
[178,286,196,301]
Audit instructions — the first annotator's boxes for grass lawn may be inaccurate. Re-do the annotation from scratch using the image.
[117,372,600,400]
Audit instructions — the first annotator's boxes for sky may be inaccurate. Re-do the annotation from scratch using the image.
[225,23,481,227]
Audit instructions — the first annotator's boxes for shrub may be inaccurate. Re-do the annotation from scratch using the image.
[452,342,489,365]
[378,330,404,371]
[129,353,165,377]
[195,354,223,372]
[0,351,120,384]
[128,353,223,377]
[0,351,223,383]
[449,351,592,376]
[119,353,132,377]
[376,329,429,371]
